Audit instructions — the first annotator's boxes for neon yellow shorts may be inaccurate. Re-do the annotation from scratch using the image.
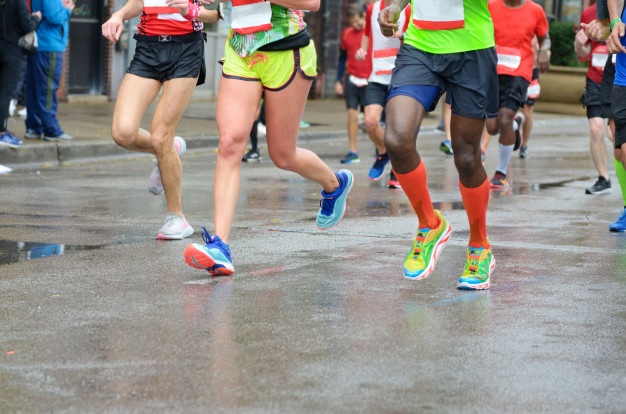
[222,41,317,91]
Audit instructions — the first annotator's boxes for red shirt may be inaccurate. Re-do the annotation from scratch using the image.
[340,26,372,79]
[489,0,549,82]
[579,4,609,84]
[137,3,195,36]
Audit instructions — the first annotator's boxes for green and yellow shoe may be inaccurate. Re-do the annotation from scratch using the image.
[457,246,495,290]
[403,210,452,280]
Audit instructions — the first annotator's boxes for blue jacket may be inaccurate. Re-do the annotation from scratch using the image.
[31,0,71,52]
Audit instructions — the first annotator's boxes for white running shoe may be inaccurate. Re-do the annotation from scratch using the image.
[149,136,186,195]
[156,212,194,240]
[17,107,27,118]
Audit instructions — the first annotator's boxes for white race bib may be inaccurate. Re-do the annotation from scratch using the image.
[412,0,464,30]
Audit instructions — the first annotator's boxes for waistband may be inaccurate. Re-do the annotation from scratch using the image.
[134,31,205,43]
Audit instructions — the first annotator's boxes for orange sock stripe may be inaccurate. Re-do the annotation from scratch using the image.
[459,178,490,248]
[395,162,437,228]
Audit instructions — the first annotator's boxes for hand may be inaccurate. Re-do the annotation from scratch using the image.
[574,29,588,46]
[32,11,41,20]
[606,21,626,54]
[582,20,610,43]
[378,4,401,37]
[102,13,124,43]
[355,48,367,61]
[335,81,344,97]
[167,0,190,15]
[537,50,550,73]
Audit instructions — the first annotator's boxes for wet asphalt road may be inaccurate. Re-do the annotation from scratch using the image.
[0,119,625,413]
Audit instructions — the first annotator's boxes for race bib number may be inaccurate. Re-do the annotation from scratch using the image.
[496,46,521,70]
[231,0,273,35]
[412,0,464,30]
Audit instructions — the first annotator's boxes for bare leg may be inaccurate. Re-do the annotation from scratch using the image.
[589,117,609,180]
[213,78,264,243]
[150,77,198,216]
[364,104,385,154]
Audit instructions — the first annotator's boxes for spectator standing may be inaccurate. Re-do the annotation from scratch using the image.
[0,0,40,148]
[24,0,73,142]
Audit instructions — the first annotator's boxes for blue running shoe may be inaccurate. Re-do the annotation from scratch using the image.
[340,151,360,164]
[609,208,626,232]
[317,170,354,230]
[184,227,235,275]
[0,131,23,149]
[368,151,389,181]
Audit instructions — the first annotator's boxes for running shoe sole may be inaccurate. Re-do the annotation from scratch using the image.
[184,243,235,275]
[156,224,194,240]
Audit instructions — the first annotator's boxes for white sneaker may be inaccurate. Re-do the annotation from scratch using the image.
[0,164,12,175]
[156,212,194,240]
[148,136,186,195]
[9,99,17,117]
[17,107,27,118]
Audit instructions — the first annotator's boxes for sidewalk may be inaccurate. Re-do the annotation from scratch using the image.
[0,96,571,170]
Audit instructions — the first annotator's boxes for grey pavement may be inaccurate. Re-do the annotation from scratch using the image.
[0,102,625,413]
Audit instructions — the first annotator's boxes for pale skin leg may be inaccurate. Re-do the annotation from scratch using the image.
[521,103,534,146]
[214,73,339,243]
[111,73,197,216]
[347,107,359,153]
[589,116,609,179]
[364,103,385,154]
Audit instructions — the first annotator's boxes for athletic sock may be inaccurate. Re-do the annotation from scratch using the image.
[459,178,490,249]
[496,143,514,174]
[395,161,438,229]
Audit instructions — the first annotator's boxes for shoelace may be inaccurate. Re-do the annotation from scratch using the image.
[412,231,428,257]
[466,248,485,274]
[319,196,335,216]
[201,226,213,245]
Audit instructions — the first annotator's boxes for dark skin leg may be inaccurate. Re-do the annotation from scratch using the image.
[384,95,426,173]
[384,95,487,188]
[451,113,488,187]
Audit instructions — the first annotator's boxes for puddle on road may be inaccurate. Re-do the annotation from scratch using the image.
[0,237,143,266]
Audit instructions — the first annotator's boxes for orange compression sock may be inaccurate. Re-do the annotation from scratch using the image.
[395,162,438,229]
[459,177,490,249]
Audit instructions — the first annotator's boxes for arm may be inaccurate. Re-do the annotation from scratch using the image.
[166,0,221,23]
[607,0,626,53]
[536,34,551,73]
[42,0,73,25]
[356,34,369,61]
[102,0,144,43]
[574,30,592,60]
[18,0,41,34]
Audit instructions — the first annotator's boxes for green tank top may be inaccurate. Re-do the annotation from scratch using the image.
[229,5,306,57]
[403,0,494,54]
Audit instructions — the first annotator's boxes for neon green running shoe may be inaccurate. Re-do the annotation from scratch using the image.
[457,246,495,290]
[404,210,452,280]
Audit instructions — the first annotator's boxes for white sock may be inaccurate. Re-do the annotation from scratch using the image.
[496,143,514,174]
